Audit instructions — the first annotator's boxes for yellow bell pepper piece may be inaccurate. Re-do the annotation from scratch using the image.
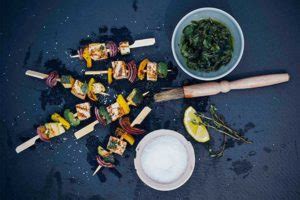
[51,113,71,130]
[121,133,135,145]
[138,59,149,80]
[87,78,98,101]
[83,47,92,68]
[117,95,130,115]
[107,68,113,84]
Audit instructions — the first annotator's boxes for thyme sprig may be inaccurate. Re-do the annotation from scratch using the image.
[196,105,252,144]
[192,105,252,158]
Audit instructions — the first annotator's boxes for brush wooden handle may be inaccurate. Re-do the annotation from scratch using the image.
[183,73,290,98]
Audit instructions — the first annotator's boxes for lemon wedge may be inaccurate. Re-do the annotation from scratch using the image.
[184,106,210,143]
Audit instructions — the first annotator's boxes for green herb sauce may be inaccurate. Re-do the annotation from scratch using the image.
[180,18,233,72]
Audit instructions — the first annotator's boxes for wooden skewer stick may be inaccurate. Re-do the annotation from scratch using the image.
[85,69,172,75]
[129,38,156,49]
[130,106,152,127]
[15,135,40,153]
[70,55,80,58]
[25,70,109,96]
[70,38,156,58]
[92,106,151,176]
[93,165,102,176]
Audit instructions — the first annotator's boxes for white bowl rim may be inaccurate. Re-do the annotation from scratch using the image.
[171,7,245,81]
[134,129,195,191]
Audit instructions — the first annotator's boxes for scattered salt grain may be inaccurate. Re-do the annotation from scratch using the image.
[141,136,188,183]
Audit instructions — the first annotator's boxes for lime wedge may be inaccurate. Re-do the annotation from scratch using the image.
[184,106,210,143]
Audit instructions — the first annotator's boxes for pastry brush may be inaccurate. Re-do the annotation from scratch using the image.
[154,73,290,102]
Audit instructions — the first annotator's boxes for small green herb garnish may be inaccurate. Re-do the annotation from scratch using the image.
[108,140,118,149]
[180,18,233,72]
[196,105,252,158]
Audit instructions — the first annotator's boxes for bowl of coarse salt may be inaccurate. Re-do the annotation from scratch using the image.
[134,129,195,191]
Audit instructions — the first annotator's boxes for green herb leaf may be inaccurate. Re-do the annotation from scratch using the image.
[180,18,233,72]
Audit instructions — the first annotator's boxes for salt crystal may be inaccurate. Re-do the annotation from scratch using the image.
[141,136,188,183]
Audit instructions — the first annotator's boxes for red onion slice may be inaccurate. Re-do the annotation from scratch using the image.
[94,107,106,126]
[127,60,137,83]
[96,155,114,168]
[37,126,50,142]
[106,41,118,57]
[78,49,83,60]
[119,117,145,135]
[45,71,59,88]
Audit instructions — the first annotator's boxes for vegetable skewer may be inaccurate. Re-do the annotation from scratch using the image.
[15,102,91,153]
[85,59,171,84]
[74,91,149,139]
[70,38,156,68]
[25,70,108,101]
[92,106,151,175]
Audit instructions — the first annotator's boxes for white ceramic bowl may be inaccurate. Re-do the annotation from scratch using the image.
[172,7,244,81]
[134,129,195,191]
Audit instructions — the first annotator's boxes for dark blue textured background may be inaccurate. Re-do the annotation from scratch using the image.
[1,0,300,199]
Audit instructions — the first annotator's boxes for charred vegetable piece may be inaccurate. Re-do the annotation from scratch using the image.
[87,78,98,101]
[97,146,115,163]
[126,88,143,106]
[64,109,80,126]
[51,113,70,130]
[95,106,112,125]
[96,155,115,168]
[37,126,50,142]
[119,117,146,135]
[107,68,113,84]
[46,71,59,87]
[138,59,149,80]
[106,41,118,57]
[60,75,75,88]
[116,95,130,115]
[107,136,127,156]
[82,47,92,68]
[71,80,88,100]
[76,102,91,121]
[94,107,106,125]
[115,127,135,145]
[127,60,137,83]
[158,62,168,78]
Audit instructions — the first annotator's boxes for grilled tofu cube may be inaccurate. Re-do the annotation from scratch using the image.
[71,80,87,100]
[76,102,91,120]
[92,83,105,94]
[107,136,127,156]
[112,61,127,80]
[45,122,65,138]
[89,43,108,61]
[119,41,130,55]
[146,62,158,81]
[60,75,75,88]
[106,102,125,121]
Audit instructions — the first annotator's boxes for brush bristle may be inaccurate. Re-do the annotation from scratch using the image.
[154,88,184,102]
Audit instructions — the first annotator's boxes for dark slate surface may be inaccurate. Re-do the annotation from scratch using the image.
[1,0,300,199]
